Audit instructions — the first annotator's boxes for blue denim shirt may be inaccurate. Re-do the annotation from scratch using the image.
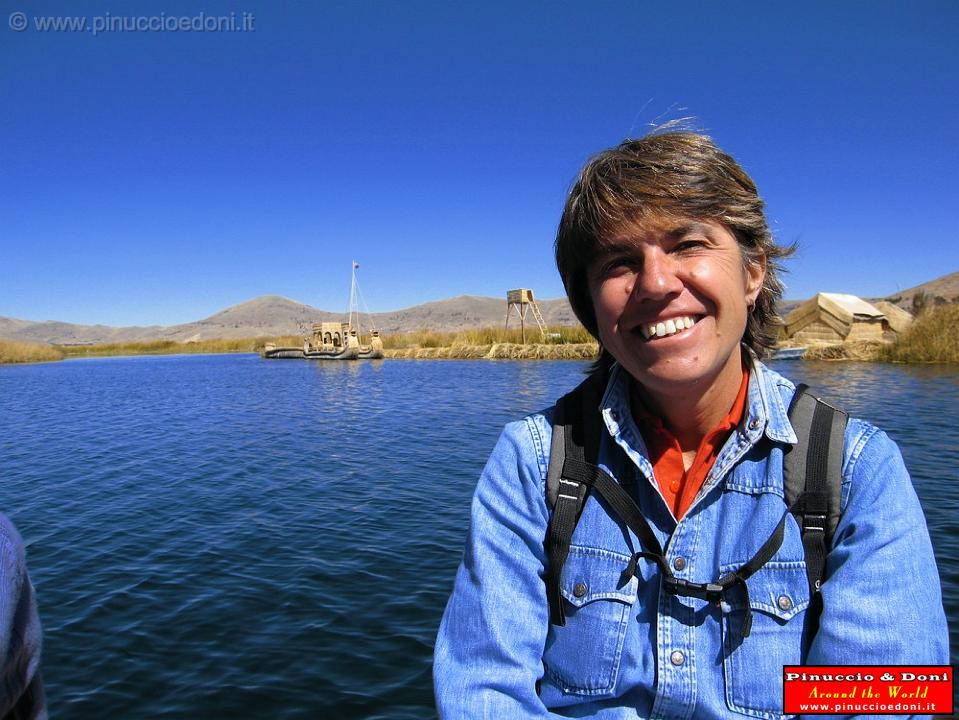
[0,513,45,719]
[434,358,948,719]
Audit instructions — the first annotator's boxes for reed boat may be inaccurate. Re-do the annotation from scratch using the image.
[262,261,384,361]
[772,346,806,360]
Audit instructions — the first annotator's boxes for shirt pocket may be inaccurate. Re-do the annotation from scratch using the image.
[543,546,638,697]
[720,560,810,718]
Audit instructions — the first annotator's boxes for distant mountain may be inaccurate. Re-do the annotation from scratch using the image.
[169,296,341,341]
[4,271,954,346]
[369,295,577,334]
[867,271,959,312]
[0,316,36,337]
[0,318,168,345]
[0,294,578,344]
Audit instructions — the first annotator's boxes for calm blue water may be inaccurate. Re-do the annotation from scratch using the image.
[0,355,956,718]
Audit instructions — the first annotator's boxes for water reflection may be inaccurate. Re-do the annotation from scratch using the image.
[0,355,956,719]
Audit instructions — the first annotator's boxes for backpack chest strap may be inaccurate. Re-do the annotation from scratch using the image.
[544,375,845,643]
[566,455,789,638]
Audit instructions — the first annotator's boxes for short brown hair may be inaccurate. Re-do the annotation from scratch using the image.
[554,130,793,359]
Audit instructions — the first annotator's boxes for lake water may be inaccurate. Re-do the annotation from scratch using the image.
[1,355,956,718]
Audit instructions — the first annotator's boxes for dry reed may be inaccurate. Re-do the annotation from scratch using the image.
[381,325,593,350]
[801,341,885,362]
[0,339,65,364]
[58,336,305,358]
[877,304,959,363]
[383,342,598,360]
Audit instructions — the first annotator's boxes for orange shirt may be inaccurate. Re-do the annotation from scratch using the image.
[632,368,750,520]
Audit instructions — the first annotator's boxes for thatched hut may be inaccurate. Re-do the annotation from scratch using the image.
[872,301,915,335]
[784,293,891,344]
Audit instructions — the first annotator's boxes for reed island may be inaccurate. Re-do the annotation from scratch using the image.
[2,304,958,365]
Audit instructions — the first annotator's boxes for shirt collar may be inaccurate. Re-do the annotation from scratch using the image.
[598,347,798,446]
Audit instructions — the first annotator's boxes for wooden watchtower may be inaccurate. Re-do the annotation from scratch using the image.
[505,288,547,343]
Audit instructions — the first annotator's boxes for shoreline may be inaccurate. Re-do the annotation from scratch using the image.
[2,345,953,365]
[3,307,958,366]
[1,342,955,365]
[383,342,598,360]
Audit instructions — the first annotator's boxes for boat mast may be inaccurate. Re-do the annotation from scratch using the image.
[349,260,360,335]
[347,261,377,340]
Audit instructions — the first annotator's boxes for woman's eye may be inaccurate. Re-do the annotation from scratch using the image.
[601,258,635,276]
[673,238,705,253]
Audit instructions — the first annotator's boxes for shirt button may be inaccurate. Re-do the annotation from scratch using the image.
[672,557,687,571]
[670,650,686,666]
[777,595,793,611]
[748,418,761,430]
[611,410,620,421]
[573,582,588,598]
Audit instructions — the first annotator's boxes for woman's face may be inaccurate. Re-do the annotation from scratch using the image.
[587,218,765,405]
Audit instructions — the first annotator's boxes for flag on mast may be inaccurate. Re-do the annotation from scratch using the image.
[353,261,360,269]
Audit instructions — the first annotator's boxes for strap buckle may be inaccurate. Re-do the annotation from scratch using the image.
[662,575,724,603]
[803,512,827,533]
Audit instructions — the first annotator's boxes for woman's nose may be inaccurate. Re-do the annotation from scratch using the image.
[626,252,682,301]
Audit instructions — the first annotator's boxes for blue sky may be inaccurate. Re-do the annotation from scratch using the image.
[2,1,957,327]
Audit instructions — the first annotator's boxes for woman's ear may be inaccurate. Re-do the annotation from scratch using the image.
[745,254,767,307]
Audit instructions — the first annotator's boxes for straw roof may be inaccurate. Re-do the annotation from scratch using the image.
[784,293,887,339]
[872,301,914,334]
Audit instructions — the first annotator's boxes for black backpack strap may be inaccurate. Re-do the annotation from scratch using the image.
[545,370,665,627]
[548,397,791,638]
[545,373,817,640]
[544,375,601,626]
[713,508,790,638]
[784,383,848,599]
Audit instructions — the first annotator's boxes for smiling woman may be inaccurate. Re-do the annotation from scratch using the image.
[434,129,949,719]
[555,132,790,363]
[585,218,764,436]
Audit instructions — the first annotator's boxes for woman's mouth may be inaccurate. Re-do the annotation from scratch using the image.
[637,315,700,340]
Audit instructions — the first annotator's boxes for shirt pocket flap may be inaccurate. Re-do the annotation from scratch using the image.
[719,561,810,621]
[560,547,639,609]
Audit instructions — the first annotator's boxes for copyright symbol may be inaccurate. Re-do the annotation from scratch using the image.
[8,11,27,31]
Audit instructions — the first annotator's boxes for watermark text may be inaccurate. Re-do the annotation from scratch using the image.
[784,665,953,715]
[8,11,255,35]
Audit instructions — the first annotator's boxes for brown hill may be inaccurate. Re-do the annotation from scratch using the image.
[369,295,577,334]
[6,270,952,346]
[868,271,959,313]
[0,319,167,345]
[169,296,341,341]
[0,294,577,344]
